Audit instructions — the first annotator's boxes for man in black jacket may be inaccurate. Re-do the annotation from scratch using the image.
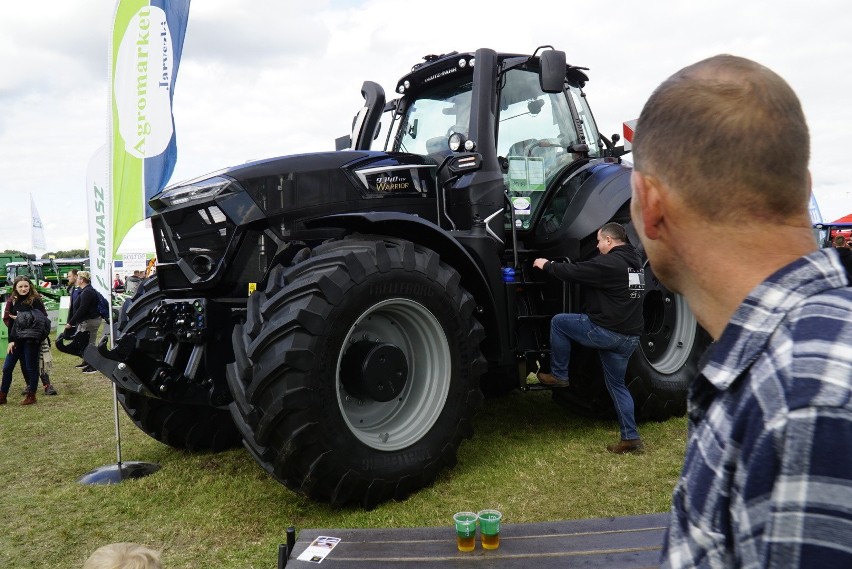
[533,222,645,453]
[65,271,102,374]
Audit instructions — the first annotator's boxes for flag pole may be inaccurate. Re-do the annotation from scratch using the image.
[108,270,122,466]
[78,262,160,485]
[79,0,190,485]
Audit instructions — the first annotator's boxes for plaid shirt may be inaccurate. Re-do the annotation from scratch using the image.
[662,249,852,568]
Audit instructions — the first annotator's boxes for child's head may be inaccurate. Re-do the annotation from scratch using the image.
[83,543,162,569]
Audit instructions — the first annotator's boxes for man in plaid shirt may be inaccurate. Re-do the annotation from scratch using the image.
[630,55,852,567]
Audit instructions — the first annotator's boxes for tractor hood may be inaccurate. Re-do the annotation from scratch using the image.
[149,150,369,211]
[149,150,437,213]
[146,148,440,293]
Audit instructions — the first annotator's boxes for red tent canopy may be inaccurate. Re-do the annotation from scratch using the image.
[833,213,852,223]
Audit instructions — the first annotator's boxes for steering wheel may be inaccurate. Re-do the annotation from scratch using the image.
[524,138,566,156]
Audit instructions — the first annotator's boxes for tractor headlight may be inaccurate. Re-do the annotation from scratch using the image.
[448,132,466,152]
[152,176,232,208]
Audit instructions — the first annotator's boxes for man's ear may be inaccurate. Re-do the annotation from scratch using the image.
[631,170,664,241]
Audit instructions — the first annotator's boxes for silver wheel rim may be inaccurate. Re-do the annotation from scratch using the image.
[648,294,696,375]
[336,298,451,451]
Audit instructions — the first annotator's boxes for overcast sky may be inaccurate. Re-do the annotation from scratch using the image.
[1,0,850,254]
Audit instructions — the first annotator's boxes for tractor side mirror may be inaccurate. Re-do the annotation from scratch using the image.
[539,50,566,93]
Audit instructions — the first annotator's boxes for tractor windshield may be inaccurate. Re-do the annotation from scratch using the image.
[6,262,45,283]
[385,64,601,213]
[393,75,473,156]
[497,67,599,228]
[498,68,598,191]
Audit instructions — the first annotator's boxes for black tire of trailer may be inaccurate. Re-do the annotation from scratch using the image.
[227,235,486,508]
[113,275,242,452]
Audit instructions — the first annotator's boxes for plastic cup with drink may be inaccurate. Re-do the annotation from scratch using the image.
[478,509,502,550]
[453,511,478,552]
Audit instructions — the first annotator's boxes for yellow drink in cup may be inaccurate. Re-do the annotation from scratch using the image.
[478,509,502,550]
[453,512,477,552]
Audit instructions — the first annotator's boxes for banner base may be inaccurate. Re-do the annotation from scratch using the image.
[77,461,161,485]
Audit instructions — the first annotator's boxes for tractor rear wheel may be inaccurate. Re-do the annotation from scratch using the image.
[552,263,710,422]
[114,276,241,451]
[227,236,486,508]
[625,262,711,420]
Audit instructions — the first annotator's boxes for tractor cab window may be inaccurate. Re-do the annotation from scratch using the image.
[393,76,473,158]
[568,88,600,157]
[497,68,597,229]
[497,69,598,229]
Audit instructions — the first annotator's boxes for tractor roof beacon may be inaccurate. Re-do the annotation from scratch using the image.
[88,47,710,508]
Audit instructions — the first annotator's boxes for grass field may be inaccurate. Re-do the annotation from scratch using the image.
[0,348,687,568]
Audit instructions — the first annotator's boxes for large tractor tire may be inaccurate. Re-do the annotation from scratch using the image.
[114,276,242,452]
[116,387,242,452]
[624,262,711,420]
[227,236,486,508]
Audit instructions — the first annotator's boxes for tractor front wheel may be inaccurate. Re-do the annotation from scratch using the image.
[227,236,486,507]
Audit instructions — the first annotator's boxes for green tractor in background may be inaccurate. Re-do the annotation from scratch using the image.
[1,255,91,359]
[3,260,64,323]
[42,257,90,288]
[0,253,32,285]
[1,257,89,325]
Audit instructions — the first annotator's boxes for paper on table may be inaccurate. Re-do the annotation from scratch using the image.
[296,536,341,564]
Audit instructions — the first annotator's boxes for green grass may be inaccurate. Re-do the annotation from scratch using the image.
[0,349,687,568]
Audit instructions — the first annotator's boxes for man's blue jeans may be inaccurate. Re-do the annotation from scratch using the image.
[550,313,641,440]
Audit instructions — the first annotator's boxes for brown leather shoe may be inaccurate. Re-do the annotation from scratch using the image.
[606,439,644,454]
[21,391,37,406]
[0,392,7,405]
[536,372,570,387]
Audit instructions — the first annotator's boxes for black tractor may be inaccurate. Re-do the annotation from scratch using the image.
[89,47,710,508]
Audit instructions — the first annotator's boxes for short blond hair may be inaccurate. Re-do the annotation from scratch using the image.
[83,543,162,569]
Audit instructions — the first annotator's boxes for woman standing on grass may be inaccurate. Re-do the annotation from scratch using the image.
[1,276,49,405]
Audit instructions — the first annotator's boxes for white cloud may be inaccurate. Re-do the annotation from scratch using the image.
[184,0,332,66]
[0,2,108,99]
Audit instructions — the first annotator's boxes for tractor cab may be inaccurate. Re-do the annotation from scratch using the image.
[369,49,605,231]
[5,261,46,284]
